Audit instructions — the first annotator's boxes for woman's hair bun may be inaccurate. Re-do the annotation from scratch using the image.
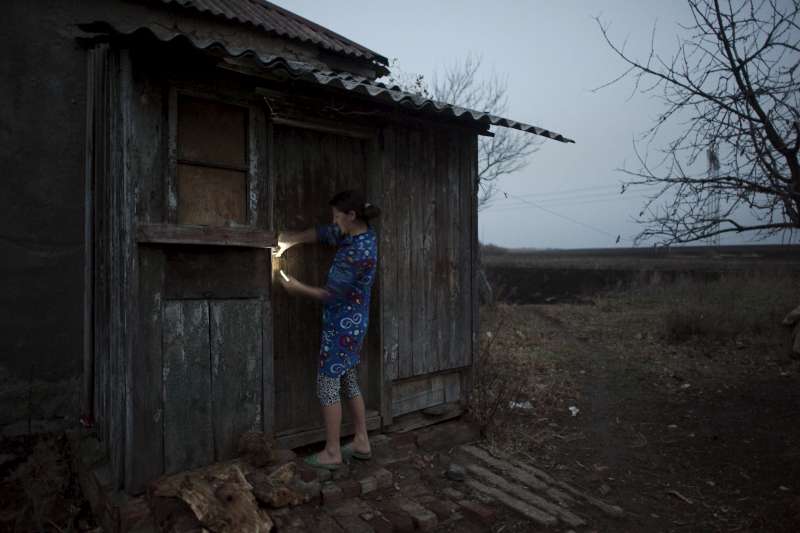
[330,190,381,221]
[363,203,381,220]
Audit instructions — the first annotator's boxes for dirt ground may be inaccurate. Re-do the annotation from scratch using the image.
[478,298,800,533]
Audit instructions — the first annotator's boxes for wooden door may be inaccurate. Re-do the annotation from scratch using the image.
[271,124,379,438]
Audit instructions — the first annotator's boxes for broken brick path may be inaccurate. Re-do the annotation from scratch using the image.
[78,420,624,532]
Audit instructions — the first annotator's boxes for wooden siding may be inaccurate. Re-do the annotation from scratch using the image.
[88,44,138,491]
[377,125,474,384]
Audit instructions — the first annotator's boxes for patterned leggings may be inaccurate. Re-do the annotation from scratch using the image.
[317,367,362,406]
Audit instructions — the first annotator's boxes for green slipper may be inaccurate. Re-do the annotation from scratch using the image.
[304,453,343,470]
[342,443,372,461]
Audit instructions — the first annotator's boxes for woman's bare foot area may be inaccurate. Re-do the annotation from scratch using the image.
[351,434,371,455]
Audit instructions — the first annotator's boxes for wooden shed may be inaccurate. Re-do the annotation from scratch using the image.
[9,0,572,494]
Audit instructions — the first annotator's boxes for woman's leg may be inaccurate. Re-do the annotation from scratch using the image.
[343,368,370,454]
[319,402,343,463]
[316,373,343,465]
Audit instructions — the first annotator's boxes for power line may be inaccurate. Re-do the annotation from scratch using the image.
[486,191,648,210]
[484,194,650,212]
[491,190,621,240]
[507,184,621,198]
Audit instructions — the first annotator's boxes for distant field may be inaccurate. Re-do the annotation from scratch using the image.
[482,244,800,271]
[482,244,800,304]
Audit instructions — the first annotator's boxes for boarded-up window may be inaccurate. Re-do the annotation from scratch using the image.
[177,96,247,226]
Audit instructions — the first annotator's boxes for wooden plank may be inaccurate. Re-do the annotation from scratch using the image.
[390,372,462,416]
[271,124,288,432]
[137,223,277,248]
[83,46,96,424]
[128,247,166,493]
[447,130,462,372]
[92,44,110,455]
[264,117,275,231]
[410,127,428,377]
[269,115,376,139]
[261,298,274,436]
[251,105,268,229]
[396,128,413,379]
[131,75,166,224]
[177,95,247,168]
[177,164,247,226]
[163,247,269,301]
[385,402,464,434]
[467,133,479,395]
[365,134,389,424]
[275,411,381,450]
[110,47,129,491]
[166,87,178,224]
[380,127,399,384]
[162,300,213,474]
[210,299,263,460]
[457,133,473,370]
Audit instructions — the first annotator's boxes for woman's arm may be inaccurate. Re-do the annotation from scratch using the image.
[274,227,317,257]
[279,275,328,301]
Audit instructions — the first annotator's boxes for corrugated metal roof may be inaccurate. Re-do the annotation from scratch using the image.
[89,23,574,143]
[157,0,389,66]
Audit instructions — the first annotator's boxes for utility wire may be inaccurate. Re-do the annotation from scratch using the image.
[492,190,621,240]
[485,194,649,212]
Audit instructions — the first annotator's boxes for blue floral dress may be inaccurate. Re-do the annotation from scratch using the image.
[316,224,378,378]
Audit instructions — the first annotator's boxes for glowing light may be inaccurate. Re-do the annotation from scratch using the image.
[279,269,290,283]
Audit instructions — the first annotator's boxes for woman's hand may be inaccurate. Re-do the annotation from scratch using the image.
[279,274,329,301]
[273,232,294,258]
[279,272,299,294]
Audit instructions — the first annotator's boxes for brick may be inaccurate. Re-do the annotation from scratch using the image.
[273,448,298,464]
[364,514,393,533]
[312,513,344,533]
[331,464,351,480]
[338,479,362,498]
[370,435,391,448]
[393,497,438,531]
[373,468,393,489]
[329,499,373,519]
[442,487,464,500]
[376,503,414,533]
[298,465,319,482]
[416,496,459,521]
[321,482,344,505]
[294,478,322,505]
[333,515,375,533]
[317,468,333,483]
[359,476,378,495]
[458,500,496,524]
[400,482,432,498]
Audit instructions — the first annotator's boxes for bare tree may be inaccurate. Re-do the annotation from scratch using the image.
[597,0,800,244]
[384,54,541,208]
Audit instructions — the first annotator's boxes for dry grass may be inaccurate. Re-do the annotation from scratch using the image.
[468,304,576,451]
[608,272,800,343]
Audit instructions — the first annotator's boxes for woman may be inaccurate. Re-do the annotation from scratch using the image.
[274,190,379,469]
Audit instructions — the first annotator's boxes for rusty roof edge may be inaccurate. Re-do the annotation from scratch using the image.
[92,23,574,143]
[157,0,389,66]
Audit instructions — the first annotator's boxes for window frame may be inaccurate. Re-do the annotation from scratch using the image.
[167,86,266,228]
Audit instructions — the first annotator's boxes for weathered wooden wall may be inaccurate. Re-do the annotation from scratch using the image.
[376,124,477,416]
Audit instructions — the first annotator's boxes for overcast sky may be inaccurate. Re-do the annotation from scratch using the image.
[282,1,798,249]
